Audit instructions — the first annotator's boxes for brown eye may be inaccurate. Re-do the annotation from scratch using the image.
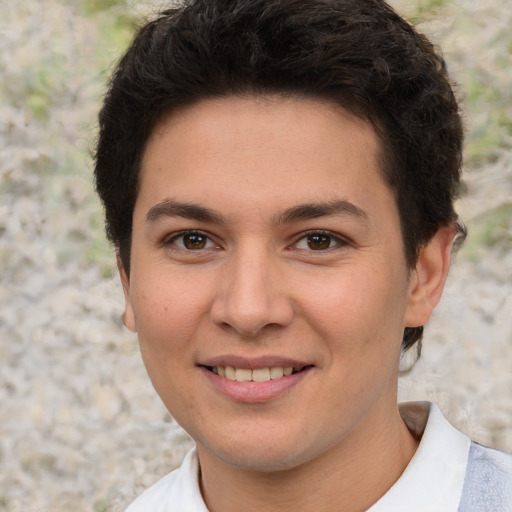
[169,231,216,250]
[307,234,332,250]
[293,231,348,252]
[182,233,208,250]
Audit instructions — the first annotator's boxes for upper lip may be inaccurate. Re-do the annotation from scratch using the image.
[198,355,313,370]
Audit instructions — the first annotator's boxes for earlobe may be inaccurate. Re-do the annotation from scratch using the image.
[404,225,457,328]
[117,253,137,333]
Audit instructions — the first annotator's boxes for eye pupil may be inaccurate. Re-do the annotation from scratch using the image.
[183,233,207,250]
[307,234,331,250]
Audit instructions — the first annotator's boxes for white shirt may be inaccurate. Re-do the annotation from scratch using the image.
[367,402,470,511]
[125,402,503,512]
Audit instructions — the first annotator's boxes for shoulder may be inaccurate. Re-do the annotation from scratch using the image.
[458,442,512,512]
[468,442,512,473]
[124,448,208,512]
[390,402,511,512]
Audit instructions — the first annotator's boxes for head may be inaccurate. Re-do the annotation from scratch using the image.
[94,0,464,353]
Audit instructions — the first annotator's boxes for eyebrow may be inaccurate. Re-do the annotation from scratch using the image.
[145,198,368,225]
[274,199,368,224]
[146,199,227,224]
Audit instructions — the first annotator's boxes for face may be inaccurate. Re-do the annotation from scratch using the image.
[121,95,433,472]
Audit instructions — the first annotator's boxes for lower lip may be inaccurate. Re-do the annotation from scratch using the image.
[200,366,313,403]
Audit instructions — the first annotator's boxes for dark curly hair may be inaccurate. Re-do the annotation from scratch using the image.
[94,0,465,354]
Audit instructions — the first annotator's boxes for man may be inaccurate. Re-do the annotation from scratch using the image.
[94,0,512,510]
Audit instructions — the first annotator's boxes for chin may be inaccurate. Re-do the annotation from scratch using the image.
[197,431,325,473]
[217,450,307,473]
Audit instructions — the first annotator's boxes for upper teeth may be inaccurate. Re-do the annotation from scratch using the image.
[212,366,294,382]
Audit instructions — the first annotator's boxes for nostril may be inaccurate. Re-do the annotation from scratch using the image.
[210,292,295,337]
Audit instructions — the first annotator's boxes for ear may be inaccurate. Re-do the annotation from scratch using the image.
[404,225,457,328]
[117,252,137,333]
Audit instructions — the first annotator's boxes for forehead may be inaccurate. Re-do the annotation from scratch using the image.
[137,94,393,221]
[146,94,380,157]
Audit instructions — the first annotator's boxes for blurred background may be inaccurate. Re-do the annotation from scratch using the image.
[0,0,511,510]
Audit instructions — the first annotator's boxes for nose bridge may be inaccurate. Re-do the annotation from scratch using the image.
[211,242,293,336]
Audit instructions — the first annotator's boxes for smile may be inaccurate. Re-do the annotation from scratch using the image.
[207,366,305,382]
[201,363,314,402]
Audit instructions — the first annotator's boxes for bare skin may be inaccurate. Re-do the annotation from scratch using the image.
[119,95,455,512]
[199,397,419,512]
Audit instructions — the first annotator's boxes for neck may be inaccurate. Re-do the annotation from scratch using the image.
[197,403,419,512]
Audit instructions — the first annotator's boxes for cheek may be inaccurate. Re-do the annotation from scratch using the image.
[133,288,203,413]
[132,282,203,359]
[300,266,408,350]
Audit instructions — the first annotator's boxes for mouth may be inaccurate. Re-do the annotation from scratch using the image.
[204,365,312,383]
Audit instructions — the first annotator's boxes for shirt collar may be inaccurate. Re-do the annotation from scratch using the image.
[161,401,471,512]
[367,401,471,512]
[165,448,209,512]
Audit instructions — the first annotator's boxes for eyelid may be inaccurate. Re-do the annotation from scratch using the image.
[291,229,352,250]
[161,228,351,252]
[164,229,219,249]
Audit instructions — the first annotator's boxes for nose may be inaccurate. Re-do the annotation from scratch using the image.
[210,248,294,337]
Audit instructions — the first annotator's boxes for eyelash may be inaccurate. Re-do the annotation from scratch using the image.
[291,230,351,252]
[164,230,218,251]
[164,229,350,252]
